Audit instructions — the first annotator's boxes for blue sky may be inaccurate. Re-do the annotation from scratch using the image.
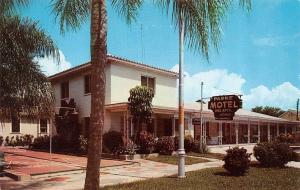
[21,0,300,110]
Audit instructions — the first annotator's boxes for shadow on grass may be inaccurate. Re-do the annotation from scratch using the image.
[213,171,231,176]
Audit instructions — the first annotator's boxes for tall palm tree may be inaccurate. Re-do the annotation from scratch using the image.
[3,0,251,189]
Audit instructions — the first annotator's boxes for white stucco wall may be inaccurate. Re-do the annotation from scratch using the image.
[110,62,177,107]
[0,118,49,139]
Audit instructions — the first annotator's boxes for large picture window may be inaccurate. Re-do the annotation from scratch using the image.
[84,75,91,94]
[11,115,20,133]
[141,76,155,93]
[40,119,48,133]
[61,81,69,99]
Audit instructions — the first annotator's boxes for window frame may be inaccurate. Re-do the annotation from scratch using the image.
[40,119,48,134]
[61,81,69,99]
[141,75,156,94]
[11,115,20,133]
[84,74,91,94]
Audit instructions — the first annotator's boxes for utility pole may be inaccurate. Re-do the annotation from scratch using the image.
[177,10,185,178]
[200,82,203,152]
[297,98,299,121]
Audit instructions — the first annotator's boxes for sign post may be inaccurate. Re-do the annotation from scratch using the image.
[208,95,242,120]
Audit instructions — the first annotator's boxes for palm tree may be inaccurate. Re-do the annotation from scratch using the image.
[0,15,59,121]
[52,1,251,188]
[2,0,251,189]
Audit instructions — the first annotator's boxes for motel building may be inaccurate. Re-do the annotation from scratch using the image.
[1,55,299,147]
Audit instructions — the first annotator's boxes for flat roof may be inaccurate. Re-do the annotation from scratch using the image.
[48,54,178,81]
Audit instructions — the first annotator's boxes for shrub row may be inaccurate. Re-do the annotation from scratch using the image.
[2,135,34,147]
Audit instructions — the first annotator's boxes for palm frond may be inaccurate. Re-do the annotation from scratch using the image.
[51,0,90,33]
[111,0,143,24]
[154,0,251,60]
[0,0,29,16]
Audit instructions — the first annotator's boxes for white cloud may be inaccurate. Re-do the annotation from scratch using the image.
[35,50,72,76]
[171,65,300,110]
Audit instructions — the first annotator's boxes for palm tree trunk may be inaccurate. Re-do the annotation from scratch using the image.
[84,0,107,189]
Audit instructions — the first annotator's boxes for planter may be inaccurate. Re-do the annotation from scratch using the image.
[102,153,159,160]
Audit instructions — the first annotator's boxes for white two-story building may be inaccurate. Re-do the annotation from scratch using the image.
[49,55,195,142]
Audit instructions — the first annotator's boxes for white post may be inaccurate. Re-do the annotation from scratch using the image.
[235,122,239,144]
[200,82,203,151]
[172,117,176,137]
[219,121,222,145]
[267,123,270,141]
[258,122,260,143]
[247,120,250,143]
[177,10,185,178]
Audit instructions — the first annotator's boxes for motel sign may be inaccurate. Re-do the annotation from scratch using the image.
[208,95,242,120]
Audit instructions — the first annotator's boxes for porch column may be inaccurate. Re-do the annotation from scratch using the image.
[284,124,287,135]
[277,123,279,136]
[219,121,222,145]
[154,117,157,137]
[247,120,250,143]
[258,121,261,143]
[267,123,270,141]
[172,117,176,137]
[235,122,239,144]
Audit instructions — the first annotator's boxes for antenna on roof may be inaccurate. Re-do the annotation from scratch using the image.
[140,24,145,63]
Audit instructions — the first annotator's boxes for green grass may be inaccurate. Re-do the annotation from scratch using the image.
[187,152,225,160]
[146,155,210,165]
[103,167,300,190]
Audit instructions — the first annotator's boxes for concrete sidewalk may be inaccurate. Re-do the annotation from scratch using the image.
[0,158,223,190]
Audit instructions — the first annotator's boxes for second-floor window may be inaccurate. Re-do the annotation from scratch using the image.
[84,75,91,94]
[141,76,155,93]
[61,81,69,99]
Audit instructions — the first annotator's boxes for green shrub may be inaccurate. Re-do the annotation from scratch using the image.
[156,136,175,155]
[0,136,3,146]
[276,133,295,144]
[253,141,293,167]
[223,146,251,176]
[103,131,123,153]
[192,139,209,153]
[184,135,194,153]
[138,131,156,154]
[22,134,34,146]
[5,136,9,145]
[79,135,88,154]
[32,135,50,149]
[113,140,137,159]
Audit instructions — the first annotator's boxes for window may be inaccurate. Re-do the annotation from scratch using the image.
[40,119,47,133]
[61,81,69,99]
[84,75,91,94]
[11,115,20,133]
[141,76,155,93]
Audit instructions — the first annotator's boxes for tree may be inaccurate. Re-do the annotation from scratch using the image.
[52,0,251,188]
[0,15,59,121]
[128,86,154,141]
[3,0,251,188]
[252,106,285,117]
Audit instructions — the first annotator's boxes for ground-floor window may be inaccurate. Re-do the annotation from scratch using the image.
[238,124,248,144]
[222,123,236,144]
[250,124,258,143]
[40,119,48,133]
[260,124,268,142]
[11,115,20,133]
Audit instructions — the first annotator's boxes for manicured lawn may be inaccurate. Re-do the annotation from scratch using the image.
[187,152,225,160]
[103,167,300,190]
[146,155,210,165]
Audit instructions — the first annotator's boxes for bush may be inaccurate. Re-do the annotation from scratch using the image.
[253,141,293,167]
[103,131,123,153]
[156,136,175,155]
[22,134,34,146]
[223,147,251,176]
[0,136,3,146]
[138,131,156,154]
[192,139,209,153]
[276,133,295,144]
[79,135,88,154]
[113,140,137,160]
[32,135,50,149]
